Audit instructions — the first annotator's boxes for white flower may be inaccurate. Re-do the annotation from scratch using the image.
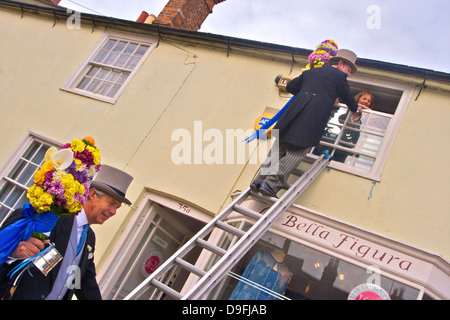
[52,149,74,171]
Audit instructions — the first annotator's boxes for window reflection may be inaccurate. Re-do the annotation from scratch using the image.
[312,104,392,171]
[208,229,420,300]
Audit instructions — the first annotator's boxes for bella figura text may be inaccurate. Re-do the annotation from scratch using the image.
[280,215,412,272]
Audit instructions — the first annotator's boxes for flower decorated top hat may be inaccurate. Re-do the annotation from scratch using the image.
[27,137,101,219]
[90,164,133,205]
[327,49,358,74]
[306,40,339,70]
[0,137,101,267]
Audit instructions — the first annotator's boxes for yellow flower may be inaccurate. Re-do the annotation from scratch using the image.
[70,139,86,153]
[33,160,54,185]
[86,145,101,165]
[27,185,54,213]
[74,158,84,171]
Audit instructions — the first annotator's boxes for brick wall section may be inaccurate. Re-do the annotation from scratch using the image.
[154,0,226,31]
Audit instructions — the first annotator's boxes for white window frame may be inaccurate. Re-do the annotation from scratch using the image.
[61,31,157,104]
[0,132,61,226]
[311,74,415,181]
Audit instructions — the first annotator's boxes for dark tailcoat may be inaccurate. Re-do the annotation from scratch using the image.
[274,66,359,148]
[0,209,101,300]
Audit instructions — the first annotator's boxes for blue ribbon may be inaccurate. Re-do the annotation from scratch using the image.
[7,243,57,281]
[244,95,296,143]
[0,203,59,267]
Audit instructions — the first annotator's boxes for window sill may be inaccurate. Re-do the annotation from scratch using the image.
[60,87,117,104]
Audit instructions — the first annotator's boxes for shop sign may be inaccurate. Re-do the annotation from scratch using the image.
[152,235,168,249]
[348,283,391,300]
[141,251,163,277]
[273,212,428,279]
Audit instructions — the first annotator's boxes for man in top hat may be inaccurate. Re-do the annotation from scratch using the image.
[0,165,133,300]
[251,49,364,198]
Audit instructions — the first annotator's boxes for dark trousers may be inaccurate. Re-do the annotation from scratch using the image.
[252,142,311,193]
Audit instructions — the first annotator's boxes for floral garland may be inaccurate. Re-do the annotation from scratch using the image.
[306,40,339,70]
[27,137,101,217]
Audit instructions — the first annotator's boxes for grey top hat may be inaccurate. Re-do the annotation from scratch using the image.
[327,49,358,74]
[90,164,133,205]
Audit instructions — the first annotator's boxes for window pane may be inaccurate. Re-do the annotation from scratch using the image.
[365,114,390,134]
[86,79,101,93]
[103,52,119,65]
[124,43,138,54]
[23,141,40,161]
[117,73,129,85]
[0,205,9,221]
[112,41,127,53]
[96,68,110,80]
[114,54,130,68]
[31,146,47,164]
[125,56,140,70]
[338,128,360,149]
[87,66,101,77]
[107,71,121,82]
[4,185,21,208]
[7,160,26,181]
[18,163,38,187]
[356,133,383,156]
[103,39,117,51]
[97,82,113,96]
[135,45,150,57]
[92,49,108,63]
[0,182,15,203]
[106,84,121,98]
[77,77,91,90]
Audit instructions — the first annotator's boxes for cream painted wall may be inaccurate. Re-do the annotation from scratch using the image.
[1,7,449,265]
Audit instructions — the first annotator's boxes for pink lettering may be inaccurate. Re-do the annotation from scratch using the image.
[333,234,356,249]
[399,260,412,271]
[282,215,297,228]
[356,245,371,258]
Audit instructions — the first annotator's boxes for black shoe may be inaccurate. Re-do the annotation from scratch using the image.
[250,182,260,193]
[259,182,278,198]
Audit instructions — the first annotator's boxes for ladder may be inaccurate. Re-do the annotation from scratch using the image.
[124,152,331,300]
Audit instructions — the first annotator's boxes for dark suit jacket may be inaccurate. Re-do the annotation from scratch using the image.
[274,66,359,148]
[0,209,101,300]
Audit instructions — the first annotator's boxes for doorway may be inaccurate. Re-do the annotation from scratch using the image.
[101,203,205,300]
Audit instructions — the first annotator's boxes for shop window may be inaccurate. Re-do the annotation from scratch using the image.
[0,133,59,224]
[310,77,414,181]
[207,226,421,300]
[61,31,156,104]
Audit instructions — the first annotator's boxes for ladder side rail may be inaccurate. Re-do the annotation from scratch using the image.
[183,154,330,300]
[123,188,251,300]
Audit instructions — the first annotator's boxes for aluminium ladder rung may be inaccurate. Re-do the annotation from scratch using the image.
[196,238,227,256]
[233,204,263,221]
[215,221,245,237]
[175,257,206,278]
[150,279,183,300]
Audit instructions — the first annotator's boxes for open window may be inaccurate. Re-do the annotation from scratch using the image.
[311,75,414,181]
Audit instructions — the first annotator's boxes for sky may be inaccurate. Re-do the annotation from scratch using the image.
[59,0,450,73]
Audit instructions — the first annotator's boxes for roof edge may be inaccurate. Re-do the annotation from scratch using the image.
[1,0,449,83]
